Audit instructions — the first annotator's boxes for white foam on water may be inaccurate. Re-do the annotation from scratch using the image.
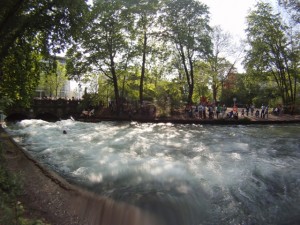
[5,121,300,225]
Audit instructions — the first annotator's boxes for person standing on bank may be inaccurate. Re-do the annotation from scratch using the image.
[264,105,269,119]
[261,104,265,118]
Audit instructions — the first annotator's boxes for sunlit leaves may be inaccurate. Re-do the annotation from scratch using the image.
[161,0,212,104]
[38,61,68,98]
[1,38,41,108]
[244,2,299,111]
[0,0,89,109]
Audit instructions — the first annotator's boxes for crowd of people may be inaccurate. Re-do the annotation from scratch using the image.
[185,103,228,119]
[78,100,285,121]
[185,103,282,120]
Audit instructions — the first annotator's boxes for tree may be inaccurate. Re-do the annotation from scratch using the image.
[0,0,88,108]
[208,26,236,103]
[193,61,211,103]
[278,0,300,24]
[38,60,68,98]
[68,0,136,113]
[131,0,161,104]
[244,2,299,113]
[161,0,212,104]
[0,0,88,67]
[0,37,41,109]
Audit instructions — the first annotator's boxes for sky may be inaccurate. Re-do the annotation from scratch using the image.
[200,0,281,72]
[200,0,259,41]
[199,0,262,71]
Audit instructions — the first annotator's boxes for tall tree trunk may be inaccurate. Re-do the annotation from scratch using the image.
[140,29,147,104]
[212,83,217,103]
[110,54,120,114]
[188,56,194,105]
[211,57,218,104]
[55,75,58,98]
[292,76,297,114]
[178,44,193,104]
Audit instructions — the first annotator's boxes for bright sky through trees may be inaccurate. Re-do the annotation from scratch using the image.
[200,0,262,72]
[84,0,274,73]
[200,0,281,41]
[200,0,258,41]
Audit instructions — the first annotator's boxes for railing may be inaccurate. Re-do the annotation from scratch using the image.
[33,99,81,107]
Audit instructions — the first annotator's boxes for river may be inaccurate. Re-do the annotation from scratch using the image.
[5,119,300,225]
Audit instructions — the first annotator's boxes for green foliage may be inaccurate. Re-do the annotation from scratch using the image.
[68,0,214,109]
[38,60,68,98]
[220,73,249,106]
[0,96,13,113]
[278,0,300,24]
[2,0,298,114]
[66,46,90,79]
[98,76,116,107]
[245,3,286,72]
[67,0,139,111]
[193,61,212,103]
[0,0,89,109]
[151,80,181,116]
[0,0,89,61]
[161,0,212,104]
[120,70,140,102]
[80,92,102,111]
[129,0,161,103]
[0,38,42,109]
[244,2,299,112]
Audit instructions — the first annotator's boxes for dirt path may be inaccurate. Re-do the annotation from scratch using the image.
[0,127,162,225]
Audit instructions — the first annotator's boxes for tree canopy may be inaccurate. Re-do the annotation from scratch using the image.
[278,0,300,24]
[244,2,299,112]
[0,0,88,108]
[161,0,211,104]
[0,0,299,114]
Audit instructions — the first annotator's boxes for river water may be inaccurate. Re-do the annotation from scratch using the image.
[5,120,300,225]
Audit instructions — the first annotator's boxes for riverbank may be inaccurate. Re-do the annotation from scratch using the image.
[78,111,300,125]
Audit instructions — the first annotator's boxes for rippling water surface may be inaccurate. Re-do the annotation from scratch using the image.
[5,120,300,225]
